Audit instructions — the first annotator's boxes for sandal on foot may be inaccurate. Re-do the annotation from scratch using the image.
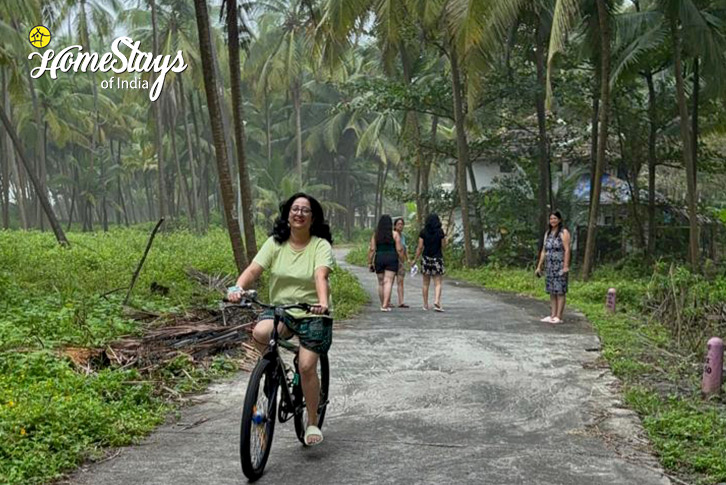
[433,304,445,312]
[398,304,409,308]
[304,425,323,446]
[540,316,553,323]
[380,307,391,312]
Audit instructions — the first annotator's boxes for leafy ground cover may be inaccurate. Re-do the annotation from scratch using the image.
[0,228,366,484]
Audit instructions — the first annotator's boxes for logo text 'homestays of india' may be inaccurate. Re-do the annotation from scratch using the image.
[28,36,187,102]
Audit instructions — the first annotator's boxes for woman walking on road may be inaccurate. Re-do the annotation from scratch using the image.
[414,213,446,312]
[535,211,571,324]
[369,215,406,312]
[393,217,411,308]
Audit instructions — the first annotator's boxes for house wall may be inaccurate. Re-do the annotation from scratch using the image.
[467,160,503,191]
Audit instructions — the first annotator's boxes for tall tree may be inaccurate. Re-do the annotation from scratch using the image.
[669,11,698,267]
[224,0,258,262]
[0,104,69,245]
[150,0,169,220]
[193,0,248,272]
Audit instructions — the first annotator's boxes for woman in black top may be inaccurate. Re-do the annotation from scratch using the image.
[413,213,447,312]
[368,215,406,312]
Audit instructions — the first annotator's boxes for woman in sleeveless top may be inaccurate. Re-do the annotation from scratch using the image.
[535,211,571,324]
[368,215,406,312]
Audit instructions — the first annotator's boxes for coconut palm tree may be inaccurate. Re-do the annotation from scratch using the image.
[193,0,248,271]
[222,0,258,261]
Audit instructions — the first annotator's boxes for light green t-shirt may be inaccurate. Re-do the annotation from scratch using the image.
[253,236,334,318]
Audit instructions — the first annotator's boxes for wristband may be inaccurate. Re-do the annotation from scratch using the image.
[227,285,242,296]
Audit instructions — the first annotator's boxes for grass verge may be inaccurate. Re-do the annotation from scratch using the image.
[0,228,366,484]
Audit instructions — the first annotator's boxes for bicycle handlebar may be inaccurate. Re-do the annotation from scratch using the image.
[223,289,330,315]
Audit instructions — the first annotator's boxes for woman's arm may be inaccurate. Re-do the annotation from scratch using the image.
[562,230,571,273]
[235,262,264,290]
[313,266,331,314]
[394,232,406,263]
[367,235,376,267]
[228,261,265,301]
[414,237,424,262]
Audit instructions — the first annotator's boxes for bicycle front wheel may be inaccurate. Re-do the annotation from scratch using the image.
[240,358,278,481]
[294,353,329,445]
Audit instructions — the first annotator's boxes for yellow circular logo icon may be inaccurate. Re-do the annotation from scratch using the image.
[29,25,51,49]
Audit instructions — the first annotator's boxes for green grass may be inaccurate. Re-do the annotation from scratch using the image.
[0,228,367,484]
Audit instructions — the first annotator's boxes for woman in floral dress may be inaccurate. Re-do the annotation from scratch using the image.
[535,211,571,324]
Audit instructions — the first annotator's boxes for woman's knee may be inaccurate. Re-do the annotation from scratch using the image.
[298,353,319,375]
[252,319,273,344]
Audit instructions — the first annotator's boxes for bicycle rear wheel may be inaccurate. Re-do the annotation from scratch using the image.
[240,358,278,481]
[294,353,329,445]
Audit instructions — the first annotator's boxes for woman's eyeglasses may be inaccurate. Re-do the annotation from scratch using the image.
[290,206,312,215]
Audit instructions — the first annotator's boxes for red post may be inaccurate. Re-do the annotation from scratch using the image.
[606,288,616,313]
[702,337,723,397]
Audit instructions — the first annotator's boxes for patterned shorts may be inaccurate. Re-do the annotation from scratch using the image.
[422,256,445,276]
[257,309,333,355]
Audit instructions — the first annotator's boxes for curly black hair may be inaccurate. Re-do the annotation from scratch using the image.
[271,192,333,245]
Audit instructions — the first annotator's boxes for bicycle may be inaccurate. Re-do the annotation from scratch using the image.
[223,290,330,482]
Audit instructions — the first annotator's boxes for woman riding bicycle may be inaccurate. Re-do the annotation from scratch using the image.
[227,192,334,446]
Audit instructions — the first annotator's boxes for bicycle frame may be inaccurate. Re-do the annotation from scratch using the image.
[264,307,303,424]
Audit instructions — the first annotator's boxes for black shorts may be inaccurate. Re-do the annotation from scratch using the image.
[375,253,398,274]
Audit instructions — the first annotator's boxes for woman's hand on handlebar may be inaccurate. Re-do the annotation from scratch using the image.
[309,304,329,316]
[226,285,244,303]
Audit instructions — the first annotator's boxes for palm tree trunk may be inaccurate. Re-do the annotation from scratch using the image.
[1,68,10,229]
[398,40,425,226]
[691,56,698,193]
[24,58,48,230]
[101,141,108,232]
[0,104,68,245]
[190,91,209,230]
[581,0,611,280]
[589,77,600,221]
[421,116,438,220]
[226,0,258,261]
[292,78,303,183]
[177,74,198,229]
[169,112,193,221]
[449,44,475,267]
[1,130,8,229]
[671,17,699,268]
[4,88,28,229]
[535,23,552,234]
[194,0,247,271]
[67,164,78,231]
[150,0,168,220]
[265,89,272,164]
[375,162,383,220]
[645,71,657,257]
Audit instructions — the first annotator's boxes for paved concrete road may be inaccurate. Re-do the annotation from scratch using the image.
[67,250,670,485]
